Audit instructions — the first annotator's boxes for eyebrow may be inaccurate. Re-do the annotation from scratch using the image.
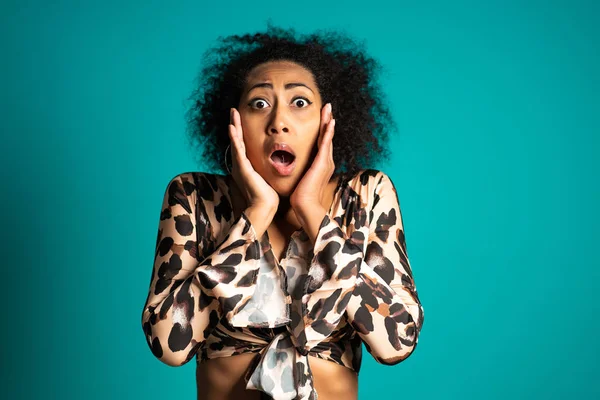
[246,82,314,95]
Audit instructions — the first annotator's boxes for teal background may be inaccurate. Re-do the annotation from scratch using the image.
[2,0,598,399]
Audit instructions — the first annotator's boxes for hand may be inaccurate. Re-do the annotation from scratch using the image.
[229,108,279,236]
[290,103,336,239]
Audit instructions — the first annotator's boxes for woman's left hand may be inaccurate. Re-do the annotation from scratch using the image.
[290,103,335,233]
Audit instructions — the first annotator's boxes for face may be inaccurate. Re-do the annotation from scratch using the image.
[237,60,323,196]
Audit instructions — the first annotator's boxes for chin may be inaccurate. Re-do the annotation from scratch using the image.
[255,160,307,198]
[268,178,296,197]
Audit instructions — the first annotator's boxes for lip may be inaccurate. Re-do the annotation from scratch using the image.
[269,142,296,158]
[268,142,297,176]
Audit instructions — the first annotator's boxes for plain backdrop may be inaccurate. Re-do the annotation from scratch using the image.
[1,0,598,399]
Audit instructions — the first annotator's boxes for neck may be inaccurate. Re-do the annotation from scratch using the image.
[274,195,301,229]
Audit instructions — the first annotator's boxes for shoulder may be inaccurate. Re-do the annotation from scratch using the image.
[344,170,399,223]
[344,169,395,197]
[166,171,229,203]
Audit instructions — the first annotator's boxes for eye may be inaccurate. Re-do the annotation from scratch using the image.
[248,98,270,109]
[292,97,312,108]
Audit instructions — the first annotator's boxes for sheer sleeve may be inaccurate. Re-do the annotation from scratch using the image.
[140,173,262,367]
[299,170,425,364]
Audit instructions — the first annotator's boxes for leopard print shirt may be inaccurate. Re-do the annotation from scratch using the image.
[141,169,425,400]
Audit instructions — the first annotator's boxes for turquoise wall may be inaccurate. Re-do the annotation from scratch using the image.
[2,0,598,399]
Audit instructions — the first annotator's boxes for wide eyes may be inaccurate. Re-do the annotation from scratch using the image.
[248,96,313,110]
[292,98,311,108]
[250,99,270,109]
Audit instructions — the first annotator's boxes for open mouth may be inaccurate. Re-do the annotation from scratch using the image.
[270,150,296,166]
[268,143,297,176]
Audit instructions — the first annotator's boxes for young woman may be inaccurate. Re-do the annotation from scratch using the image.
[141,26,425,400]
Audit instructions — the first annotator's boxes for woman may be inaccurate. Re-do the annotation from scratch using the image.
[141,26,425,400]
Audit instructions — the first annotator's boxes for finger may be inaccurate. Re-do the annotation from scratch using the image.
[320,119,336,174]
[314,118,335,166]
[229,121,253,174]
[229,119,247,162]
[325,118,335,153]
[228,124,240,170]
[230,126,243,163]
[328,119,336,156]
[318,104,332,148]
[233,108,246,152]
[230,108,240,142]
[229,108,239,146]
[320,116,335,149]
[328,119,335,144]
[319,103,330,141]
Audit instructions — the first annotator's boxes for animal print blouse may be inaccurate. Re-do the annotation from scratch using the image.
[141,169,425,400]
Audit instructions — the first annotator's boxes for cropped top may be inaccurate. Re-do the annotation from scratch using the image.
[141,169,425,400]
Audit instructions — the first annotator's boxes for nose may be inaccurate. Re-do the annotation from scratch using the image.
[267,104,290,135]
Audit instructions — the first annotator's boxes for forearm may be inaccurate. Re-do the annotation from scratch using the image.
[345,263,424,365]
[298,218,424,357]
[142,211,261,366]
[292,204,328,244]
[142,275,220,366]
[245,205,277,239]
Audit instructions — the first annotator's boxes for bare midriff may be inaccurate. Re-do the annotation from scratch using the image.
[196,353,358,400]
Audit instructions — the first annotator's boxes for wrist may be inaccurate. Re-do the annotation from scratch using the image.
[245,205,276,239]
[290,197,321,217]
[293,203,325,222]
[294,205,327,244]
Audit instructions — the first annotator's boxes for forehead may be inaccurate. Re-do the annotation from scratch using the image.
[244,60,317,86]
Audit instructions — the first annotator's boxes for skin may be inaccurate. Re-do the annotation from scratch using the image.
[229,60,336,247]
[195,61,358,399]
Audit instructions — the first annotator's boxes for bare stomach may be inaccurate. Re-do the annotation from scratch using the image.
[196,352,358,400]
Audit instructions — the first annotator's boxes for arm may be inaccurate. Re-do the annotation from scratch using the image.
[140,173,262,367]
[300,171,425,364]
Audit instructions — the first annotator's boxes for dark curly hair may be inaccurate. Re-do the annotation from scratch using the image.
[185,23,396,176]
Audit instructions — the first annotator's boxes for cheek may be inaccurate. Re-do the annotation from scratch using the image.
[243,138,263,164]
[293,121,321,164]
[241,137,267,171]
[239,120,262,156]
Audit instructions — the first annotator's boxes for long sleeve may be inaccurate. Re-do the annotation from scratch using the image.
[300,170,424,364]
[140,173,264,367]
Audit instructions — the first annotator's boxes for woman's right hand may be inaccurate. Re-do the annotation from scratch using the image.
[229,108,279,237]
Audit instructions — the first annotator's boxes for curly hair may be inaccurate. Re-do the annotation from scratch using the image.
[185,23,396,176]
